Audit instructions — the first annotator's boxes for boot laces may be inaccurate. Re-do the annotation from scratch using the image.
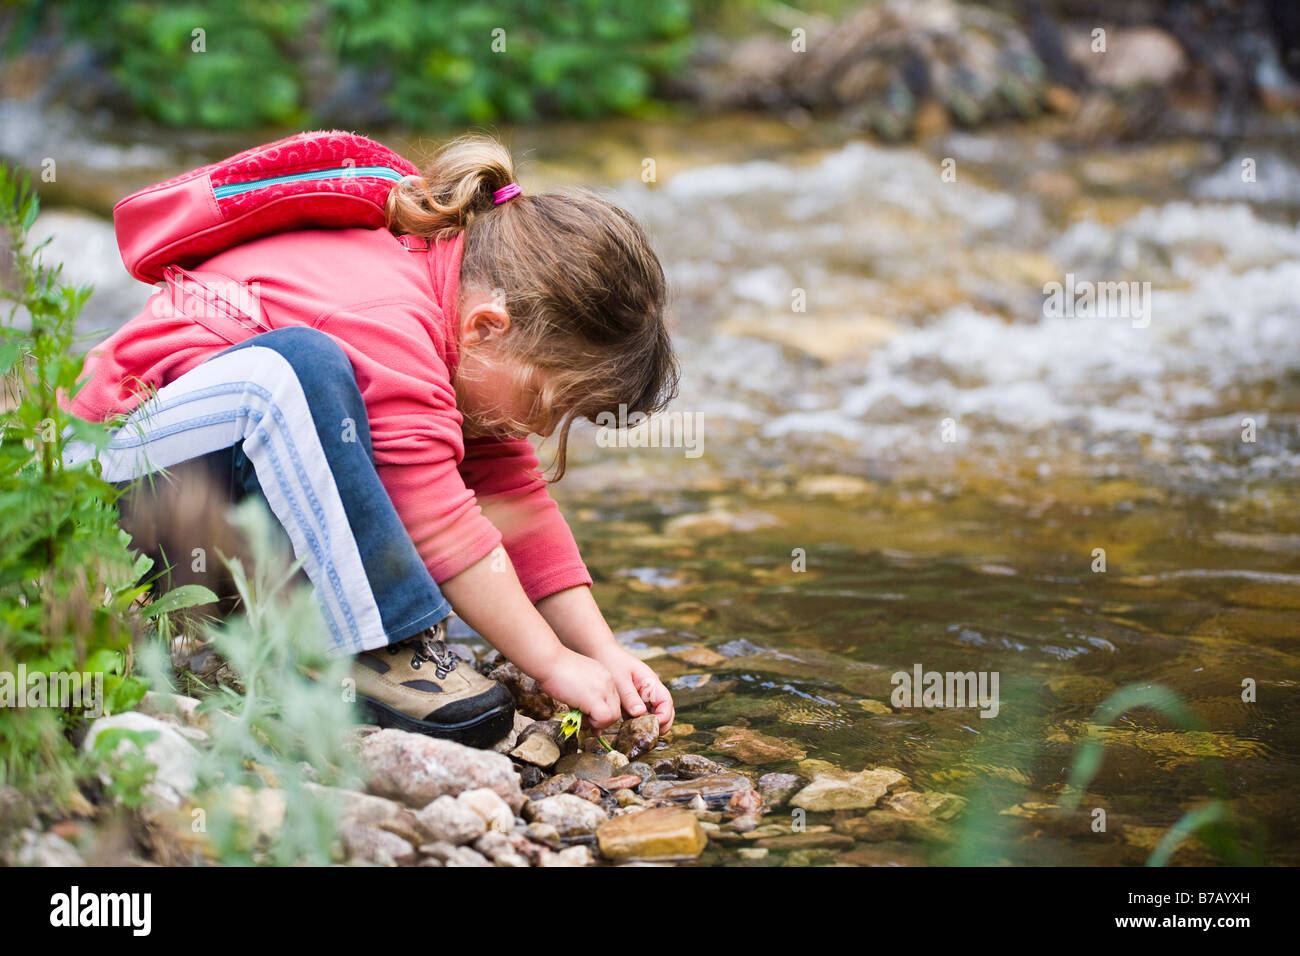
[388,624,458,679]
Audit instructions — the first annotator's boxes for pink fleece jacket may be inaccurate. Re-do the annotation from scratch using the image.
[66,226,593,603]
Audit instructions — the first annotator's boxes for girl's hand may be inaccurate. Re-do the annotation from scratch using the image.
[593,646,675,734]
[537,648,622,730]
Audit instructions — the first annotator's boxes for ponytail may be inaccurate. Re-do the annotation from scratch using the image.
[385,133,516,241]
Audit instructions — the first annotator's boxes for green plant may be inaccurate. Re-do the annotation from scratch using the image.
[0,161,158,801]
[559,707,614,751]
[1060,682,1258,866]
[175,497,361,865]
[32,0,693,128]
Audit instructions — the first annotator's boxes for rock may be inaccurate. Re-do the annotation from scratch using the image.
[880,790,966,821]
[553,752,615,780]
[524,774,578,800]
[222,785,288,846]
[615,714,659,759]
[641,771,756,809]
[415,795,488,845]
[592,774,643,792]
[736,846,769,860]
[473,832,529,867]
[539,845,595,867]
[757,772,803,808]
[509,734,561,769]
[624,762,655,784]
[16,830,83,867]
[445,643,478,664]
[712,725,806,764]
[444,846,493,867]
[794,474,873,498]
[831,810,910,842]
[653,753,726,779]
[307,784,425,845]
[339,820,416,866]
[504,831,552,865]
[669,646,728,667]
[517,718,559,744]
[725,788,764,817]
[83,712,200,809]
[522,794,609,837]
[514,764,546,789]
[458,788,515,832]
[567,779,604,803]
[664,721,695,740]
[727,813,762,833]
[687,794,707,812]
[1067,26,1187,89]
[605,750,630,769]
[614,789,647,808]
[857,699,893,715]
[487,661,565,719]
[754,830,855,851]
[359,729,525,812]
[137,691,208,729]
[597,807,709,861]
[790,767,908,812]
[525,822,562,849]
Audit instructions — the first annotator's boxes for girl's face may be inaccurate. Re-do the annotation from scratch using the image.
[455,346,556,439]
[455,288,559,439]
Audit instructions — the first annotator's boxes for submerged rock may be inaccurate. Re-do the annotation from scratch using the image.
[790,767,908,812]
[757,772,803,808]
[880,790,966,821]
[652,753,726,779]
[641,771,756,808]
[711,725,807,764]
[597,807,708,861]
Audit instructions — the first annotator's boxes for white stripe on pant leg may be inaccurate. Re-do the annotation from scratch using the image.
[68,347,390,657]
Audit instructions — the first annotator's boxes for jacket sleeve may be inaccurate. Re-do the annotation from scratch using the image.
[458,435,594,603]
[316,301,504,585]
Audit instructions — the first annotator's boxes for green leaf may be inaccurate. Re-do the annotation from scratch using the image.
[143,584,220,619]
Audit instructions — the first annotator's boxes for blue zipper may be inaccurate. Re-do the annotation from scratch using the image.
[213,165,407,199]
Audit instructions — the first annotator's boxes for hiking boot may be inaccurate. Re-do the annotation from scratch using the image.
[350,622,514,748]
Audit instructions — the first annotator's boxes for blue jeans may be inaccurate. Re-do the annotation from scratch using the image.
[78,327,452,658]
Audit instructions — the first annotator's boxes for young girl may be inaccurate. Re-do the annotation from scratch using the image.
[63,133,678,748]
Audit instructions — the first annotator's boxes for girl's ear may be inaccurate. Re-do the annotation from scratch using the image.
[460,299,512,345]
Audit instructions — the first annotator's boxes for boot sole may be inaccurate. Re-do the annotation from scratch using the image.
[359,694,514,749]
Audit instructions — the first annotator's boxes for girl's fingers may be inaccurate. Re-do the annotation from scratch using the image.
[617,677,647,717]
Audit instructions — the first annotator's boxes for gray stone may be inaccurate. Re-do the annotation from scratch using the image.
[83,712,201,809]
[522,794,609,837]
[360,729,525,812]
[415,795,487,845]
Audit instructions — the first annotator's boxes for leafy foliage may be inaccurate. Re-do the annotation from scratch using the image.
[169,498,362,865]
[35,0,694,128]
[0,161,157,799]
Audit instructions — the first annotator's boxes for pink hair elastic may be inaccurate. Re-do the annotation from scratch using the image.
[493,183,522,205]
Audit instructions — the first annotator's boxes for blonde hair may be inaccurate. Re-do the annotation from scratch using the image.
[386,133,677,479]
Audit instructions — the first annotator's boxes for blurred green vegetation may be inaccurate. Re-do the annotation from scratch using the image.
[4,0,871,129]
[5,0,703,128]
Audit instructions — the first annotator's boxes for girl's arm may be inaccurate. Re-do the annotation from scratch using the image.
[536,584,676,733]
[440,548,623,728]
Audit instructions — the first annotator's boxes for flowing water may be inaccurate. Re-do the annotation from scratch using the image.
[12,106,1300,865]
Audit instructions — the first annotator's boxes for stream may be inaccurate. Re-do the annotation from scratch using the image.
[8,102,1300,865]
